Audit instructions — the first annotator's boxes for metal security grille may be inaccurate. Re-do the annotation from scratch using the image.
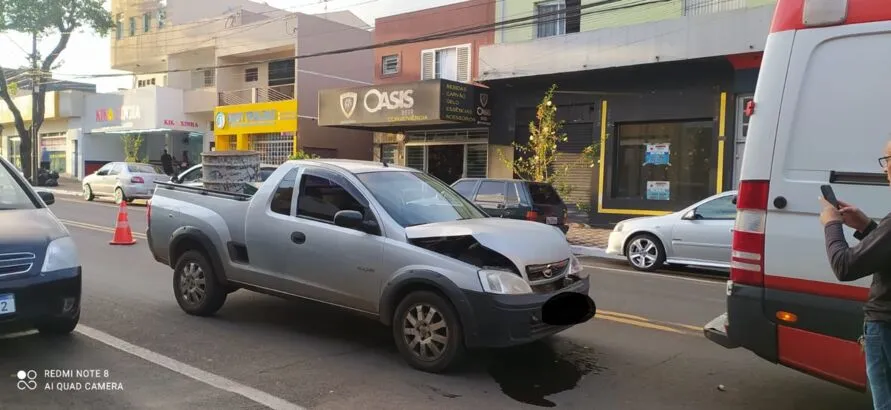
[405,128,488,143]
[683,0,745,16]
[250,133,293,165]
[465,144,487,178]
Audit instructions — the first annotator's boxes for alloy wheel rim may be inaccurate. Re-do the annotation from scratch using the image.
[179,262,206,305]
[114,189,122,204]
[83,186,90,199]
[628,238,658,268]
[402,303,448,361]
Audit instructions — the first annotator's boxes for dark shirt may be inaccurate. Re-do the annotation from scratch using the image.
[824,215,891,322]
[161,154,173,174]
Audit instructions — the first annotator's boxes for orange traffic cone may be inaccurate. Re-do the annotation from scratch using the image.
[109,201,137,246]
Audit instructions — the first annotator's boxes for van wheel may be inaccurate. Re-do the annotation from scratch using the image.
[173,250,227,316]
[625,233,666,272]
[393,291,465,373]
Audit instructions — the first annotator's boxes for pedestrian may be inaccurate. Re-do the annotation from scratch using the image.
[819,140,891,410]
[40,147,50,170]
[161,149,174,175]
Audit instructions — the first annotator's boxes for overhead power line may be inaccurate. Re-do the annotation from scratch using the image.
[63,0,669,80]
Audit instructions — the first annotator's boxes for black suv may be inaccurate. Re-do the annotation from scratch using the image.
[451,178,569,233]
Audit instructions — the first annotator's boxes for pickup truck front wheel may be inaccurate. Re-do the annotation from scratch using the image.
[173,250,227,316]
[392,291,465,373]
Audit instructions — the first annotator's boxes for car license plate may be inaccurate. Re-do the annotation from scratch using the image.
[546,216,558,225]
[0,293,15,315]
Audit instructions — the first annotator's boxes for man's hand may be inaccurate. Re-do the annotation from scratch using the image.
[819,197,843,226]
[837,199,872,232]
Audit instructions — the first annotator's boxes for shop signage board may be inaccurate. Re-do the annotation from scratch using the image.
[213,100,299,136]
[318,79,492,128]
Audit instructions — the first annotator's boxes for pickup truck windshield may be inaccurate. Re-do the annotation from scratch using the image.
[0,161,37,210]
[357,171,487,227]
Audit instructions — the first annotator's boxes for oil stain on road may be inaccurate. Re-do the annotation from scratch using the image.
[485,339,604,407]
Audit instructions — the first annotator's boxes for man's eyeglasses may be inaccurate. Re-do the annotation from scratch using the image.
[880,156,891,168]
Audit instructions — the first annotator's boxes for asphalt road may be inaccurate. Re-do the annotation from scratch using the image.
[0,195,873,409]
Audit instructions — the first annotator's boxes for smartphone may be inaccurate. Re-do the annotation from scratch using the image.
[821,184,840,209]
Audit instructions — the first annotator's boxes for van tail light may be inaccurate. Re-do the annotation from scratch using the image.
[730,180,770,286]
[526,210,539,221]
[131,176,144,183]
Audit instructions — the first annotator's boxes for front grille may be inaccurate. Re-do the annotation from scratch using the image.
[0,252,36,278]
[525,259,569,284]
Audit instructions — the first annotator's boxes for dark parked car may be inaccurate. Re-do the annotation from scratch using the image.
[0,156,81,336]
[451,178,569,233]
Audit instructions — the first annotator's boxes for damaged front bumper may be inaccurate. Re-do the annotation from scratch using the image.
[461,275,591,349]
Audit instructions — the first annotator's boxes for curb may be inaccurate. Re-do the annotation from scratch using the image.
[37,187,82,197]
[570,245,624,261]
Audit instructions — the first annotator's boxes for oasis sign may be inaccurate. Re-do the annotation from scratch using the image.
[318,79,492,128]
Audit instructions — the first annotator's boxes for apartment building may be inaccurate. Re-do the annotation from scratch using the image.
[317,0,496,185]
[479,0,774,225]
[105,0,374,169]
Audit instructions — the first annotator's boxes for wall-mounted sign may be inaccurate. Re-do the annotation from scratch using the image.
[318,79,493,128]
[163,119,200,128]
[121,105,141,121]
[95,108,115,122]
[213,100,299,136]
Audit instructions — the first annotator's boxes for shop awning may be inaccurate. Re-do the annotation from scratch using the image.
[89,124,177,134]
[318,79,492,132]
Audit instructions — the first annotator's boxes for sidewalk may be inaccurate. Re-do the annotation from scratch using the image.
[39,177,82,197]
[565,224,623,260]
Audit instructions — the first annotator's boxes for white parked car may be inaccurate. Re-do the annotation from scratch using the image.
[82,162,168,204]
[170,163,279,188]
[605,190,738,271]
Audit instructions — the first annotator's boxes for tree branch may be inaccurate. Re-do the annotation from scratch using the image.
[33,21,73,131]
[0,69,31,140]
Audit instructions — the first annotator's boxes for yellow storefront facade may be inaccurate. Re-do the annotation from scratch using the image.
[213,100,299,163]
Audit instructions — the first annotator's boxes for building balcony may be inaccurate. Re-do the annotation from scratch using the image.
[480,3,775,81]
[217,85,295,106]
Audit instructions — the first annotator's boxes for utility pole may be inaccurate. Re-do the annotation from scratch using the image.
[29,32,39,185]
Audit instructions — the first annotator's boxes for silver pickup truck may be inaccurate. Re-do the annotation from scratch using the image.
[146,159,593,372]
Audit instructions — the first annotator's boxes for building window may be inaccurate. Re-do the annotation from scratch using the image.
[203,69,214,87]
[421,45,471,82]
[405,146,425,171]
[158,8,166,28]
[129,17,136,36]
[143,13,151,32]
[244,67,259,82]
[115,14,123,40]
[535,0,566,38]
[380,144,397,164]
[381,55,399,76]
[611,120,715,205]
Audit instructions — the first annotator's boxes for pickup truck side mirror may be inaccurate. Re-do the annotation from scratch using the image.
[334,210,364,230]
[37,191,54,205]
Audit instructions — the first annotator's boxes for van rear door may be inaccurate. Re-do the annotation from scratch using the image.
[761,20,891,389]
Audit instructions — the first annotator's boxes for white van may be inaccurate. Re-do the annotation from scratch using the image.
[704,0,891,391]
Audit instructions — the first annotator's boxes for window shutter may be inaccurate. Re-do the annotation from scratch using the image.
[421,50,435,80]
[456,45,471,83]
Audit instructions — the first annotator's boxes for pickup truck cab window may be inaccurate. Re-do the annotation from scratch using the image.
[356,170,487,227]
[270,168,299,216]
[296,170,368,224]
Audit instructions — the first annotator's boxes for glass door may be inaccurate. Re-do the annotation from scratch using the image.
[732,94,754,190]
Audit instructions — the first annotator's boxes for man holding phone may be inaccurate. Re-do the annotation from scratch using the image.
[819,141,891,409]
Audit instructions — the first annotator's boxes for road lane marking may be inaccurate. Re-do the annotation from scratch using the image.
[75,325,306,410]
[600,311,703,332]
[595,314,692,335]
[583,264,725,285]
[60,219,147,239]
[56,197,147,210]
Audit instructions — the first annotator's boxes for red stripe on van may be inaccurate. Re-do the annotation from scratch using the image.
[764,275,869,302]
[777,325,866,390]
[770,0,891,34]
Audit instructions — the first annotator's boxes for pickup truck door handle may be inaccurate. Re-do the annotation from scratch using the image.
[290,232,306,244]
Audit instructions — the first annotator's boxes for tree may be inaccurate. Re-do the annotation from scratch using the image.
[498,84,601,212]
[0,0,113,180]
[121,134,145,163]
[288,149,319,160]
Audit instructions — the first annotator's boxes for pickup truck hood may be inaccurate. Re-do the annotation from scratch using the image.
[405,218,571,269]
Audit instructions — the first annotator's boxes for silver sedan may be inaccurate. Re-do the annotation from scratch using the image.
[605,190,738,271]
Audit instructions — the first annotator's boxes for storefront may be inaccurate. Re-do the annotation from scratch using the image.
[318,79,493,185]
[486,57,755,226]
[213,100,299,165]
[83,88,211,175]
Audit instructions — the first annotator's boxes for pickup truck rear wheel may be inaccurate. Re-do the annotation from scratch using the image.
[173,250,227,316]
[392,291,465,373]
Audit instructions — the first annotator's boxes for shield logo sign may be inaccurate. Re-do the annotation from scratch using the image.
[339,92,358,119]
[479,93,489,107]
